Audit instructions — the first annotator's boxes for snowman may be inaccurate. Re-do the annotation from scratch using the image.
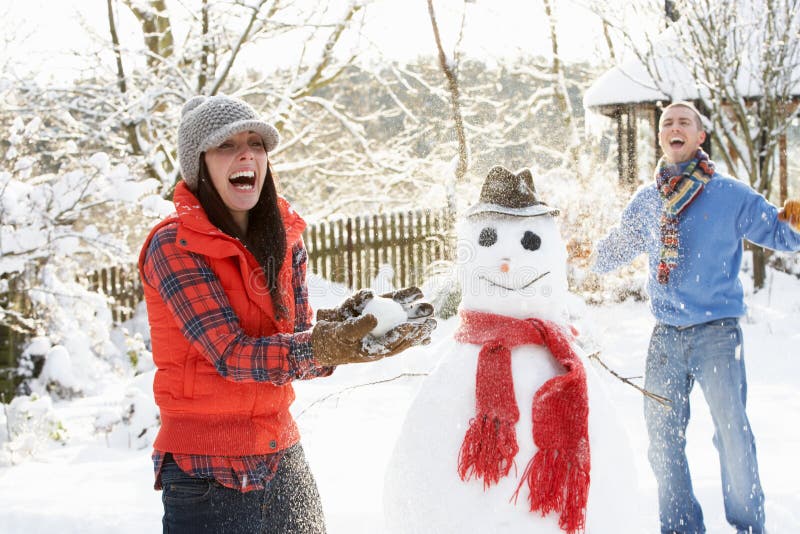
[384,166,641,533]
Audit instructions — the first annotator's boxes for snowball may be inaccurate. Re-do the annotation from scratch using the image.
[362,296,406,337]
[109,163,131,181]
[23,117,42,136]
[22,336,52,358]
[139,194,175,218]
[55,235,80,255]
[40,345,79,390]
[7,394,54,430]
[370,264,396,294]
[13,156,35,172]
[88,152,110,172]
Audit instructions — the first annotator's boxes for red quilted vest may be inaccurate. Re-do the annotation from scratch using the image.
[138,181,306,456]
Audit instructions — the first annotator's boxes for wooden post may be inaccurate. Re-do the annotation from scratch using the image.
[625,105,638,186]
[654,106,663,168]
[412,210,423,285]
[398,212,407,288]
[779,134,788,205]
[373,214,381,285]
[694,100,712,157]
[423,210,432,274]
[353,216,364,289]
[319,222,329,281]
[345,218,354,288]
[308,224,318,277]
[334,219,346,285]
[615,107,625,185]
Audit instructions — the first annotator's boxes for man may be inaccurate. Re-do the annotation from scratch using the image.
[592,100,800,534]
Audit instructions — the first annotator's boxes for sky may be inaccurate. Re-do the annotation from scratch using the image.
[1,0,613,83]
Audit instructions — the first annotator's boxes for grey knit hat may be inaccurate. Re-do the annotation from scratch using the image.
[178,95,280,191]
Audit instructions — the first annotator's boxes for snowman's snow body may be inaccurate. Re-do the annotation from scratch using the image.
[384,168,640,534]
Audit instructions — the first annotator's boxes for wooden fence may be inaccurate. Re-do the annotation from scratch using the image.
[85,266,145,324]
[304,207,452,290]
[58,206,453,324]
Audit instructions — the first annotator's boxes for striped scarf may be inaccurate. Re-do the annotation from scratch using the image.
[654,149,715,284]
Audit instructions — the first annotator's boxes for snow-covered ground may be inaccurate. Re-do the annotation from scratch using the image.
[1,269,799,533]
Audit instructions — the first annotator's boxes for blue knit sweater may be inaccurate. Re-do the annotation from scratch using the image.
[593,171,800,326]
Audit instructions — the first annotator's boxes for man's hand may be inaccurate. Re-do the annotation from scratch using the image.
[778,199,800,231]
[566,237,593,262]
[311,314,437,366]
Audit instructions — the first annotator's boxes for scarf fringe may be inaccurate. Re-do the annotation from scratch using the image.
[516,449,589,534]
[458,414,519,489]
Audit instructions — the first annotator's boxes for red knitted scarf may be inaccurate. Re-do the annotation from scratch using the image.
[455,310,590,534]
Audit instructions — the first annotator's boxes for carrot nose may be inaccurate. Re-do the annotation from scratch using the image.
[500,262,510,273]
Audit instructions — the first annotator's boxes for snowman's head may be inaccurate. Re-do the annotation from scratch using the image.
[456,166,569,322]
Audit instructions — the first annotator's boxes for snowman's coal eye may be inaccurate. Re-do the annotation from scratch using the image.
[478,227,497,247]
[521,231,541,251]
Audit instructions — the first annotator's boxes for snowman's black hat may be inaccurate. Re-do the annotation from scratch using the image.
[465,165,560,218]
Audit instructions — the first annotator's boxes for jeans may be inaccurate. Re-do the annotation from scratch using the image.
[644,318,765,534]
[161,443,326,534]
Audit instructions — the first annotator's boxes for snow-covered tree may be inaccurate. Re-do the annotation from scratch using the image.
[0,86,171,395]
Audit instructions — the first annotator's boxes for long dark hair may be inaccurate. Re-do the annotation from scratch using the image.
[197,158,287,318]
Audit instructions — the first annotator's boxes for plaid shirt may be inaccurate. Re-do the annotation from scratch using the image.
[145,233,327,492]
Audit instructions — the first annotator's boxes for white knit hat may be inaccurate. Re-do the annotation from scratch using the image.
[178,95,280,191]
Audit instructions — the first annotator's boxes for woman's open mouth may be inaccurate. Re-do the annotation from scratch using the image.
[229,170,256,190]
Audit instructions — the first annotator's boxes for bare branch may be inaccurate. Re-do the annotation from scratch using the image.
[587,351,672,408]
[209,0,271,95]
[426,0,469,214]
[295,372,429,418]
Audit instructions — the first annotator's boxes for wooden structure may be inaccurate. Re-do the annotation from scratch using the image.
[583,53,714,188]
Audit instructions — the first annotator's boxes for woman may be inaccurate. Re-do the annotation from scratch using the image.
[138,95,436,533]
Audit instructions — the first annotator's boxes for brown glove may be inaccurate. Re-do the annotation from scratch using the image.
[316,286,434,323]
[778,199,800,231]
[316,289,375,322]
[380,286,434,320]
[311,314,437,366]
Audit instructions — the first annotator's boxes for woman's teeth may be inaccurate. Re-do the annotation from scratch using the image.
[229,171,255,189]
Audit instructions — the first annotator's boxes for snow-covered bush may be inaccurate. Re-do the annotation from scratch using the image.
[94,370,159,450]
[0,393,67,465]
[0,114,172,397]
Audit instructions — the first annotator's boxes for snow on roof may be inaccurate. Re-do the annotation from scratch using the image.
[584,25,800,111]
[584,57,675,110]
